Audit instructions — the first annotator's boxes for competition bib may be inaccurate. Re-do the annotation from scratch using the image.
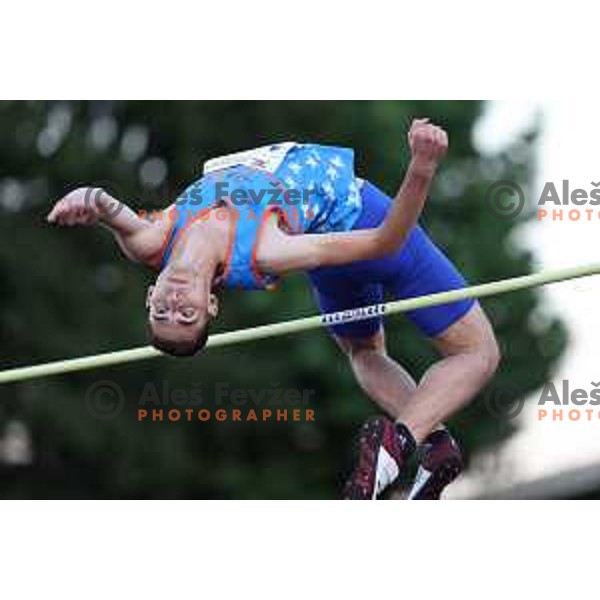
[203,142,298,176]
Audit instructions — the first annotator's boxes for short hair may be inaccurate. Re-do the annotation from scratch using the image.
[149,325,210,357]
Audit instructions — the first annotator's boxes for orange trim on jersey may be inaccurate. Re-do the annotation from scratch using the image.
[251,207,286,289]
[157,204,181,267]
[220,207,239,283]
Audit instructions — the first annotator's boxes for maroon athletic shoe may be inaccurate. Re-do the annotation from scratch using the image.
[343,417,416,500]
[407,429,464,500]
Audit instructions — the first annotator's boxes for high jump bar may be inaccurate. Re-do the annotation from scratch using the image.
[1,263,599,385]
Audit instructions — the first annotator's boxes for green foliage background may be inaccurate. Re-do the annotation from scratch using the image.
[0,101,566,498]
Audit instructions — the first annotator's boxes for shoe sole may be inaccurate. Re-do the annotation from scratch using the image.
[409,458,463,500]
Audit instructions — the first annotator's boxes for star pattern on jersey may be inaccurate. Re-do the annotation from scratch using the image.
[322,180,335,199]
[326,165,339,180]
[288,162,302,175]
[330,155,345,169]
[273,146,362,235]
[347,184,361,206]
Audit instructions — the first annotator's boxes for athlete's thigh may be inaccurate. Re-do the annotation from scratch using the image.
[308,269,385,341]
[431,302,498,358]
[333,327,386,355]
[386,225,476,338]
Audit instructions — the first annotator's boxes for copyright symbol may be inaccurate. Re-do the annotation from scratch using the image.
[83,187,124,220]
[485,180,525,219]
[484,385,524,421]
[85,380,124,420]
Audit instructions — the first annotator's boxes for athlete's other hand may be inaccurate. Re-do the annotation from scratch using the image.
[408,119,448,175]
[47,187,116,226]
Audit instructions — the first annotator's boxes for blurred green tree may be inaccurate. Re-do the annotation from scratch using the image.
[0,101,566,498]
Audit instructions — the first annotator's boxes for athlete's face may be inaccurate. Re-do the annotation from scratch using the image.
[146,262,219,353]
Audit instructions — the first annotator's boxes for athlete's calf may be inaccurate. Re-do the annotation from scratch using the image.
[340,302,500,499]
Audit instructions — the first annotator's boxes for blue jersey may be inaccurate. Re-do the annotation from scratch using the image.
[160,143,363,290]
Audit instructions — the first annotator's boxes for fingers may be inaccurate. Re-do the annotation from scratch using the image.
[47,199,74,224]
[64,208,78,226]
[409,119,445,140]
[431,126,448,155]
[408,118,449,160]
[46,193,98,226]
[46,199,67,223]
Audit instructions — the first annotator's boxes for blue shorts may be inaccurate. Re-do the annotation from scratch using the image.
[308,181,475,339]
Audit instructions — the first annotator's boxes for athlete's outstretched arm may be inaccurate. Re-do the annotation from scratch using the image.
[47,187,169,267]
[269,119,448,273]
[372,118,448,254]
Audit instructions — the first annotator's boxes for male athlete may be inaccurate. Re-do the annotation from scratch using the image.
[47,119,500,500]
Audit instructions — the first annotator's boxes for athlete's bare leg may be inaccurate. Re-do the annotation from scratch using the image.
[340,303,500,499]
[337,302,500,444]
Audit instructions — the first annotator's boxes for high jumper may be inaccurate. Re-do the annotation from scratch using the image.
[46,119,502,499]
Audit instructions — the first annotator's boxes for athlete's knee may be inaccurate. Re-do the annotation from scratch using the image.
[464,326,501,383]
[473,330,501,380]
[435,305,501,381]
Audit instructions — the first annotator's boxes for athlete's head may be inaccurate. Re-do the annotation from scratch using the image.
[146,261,219,356]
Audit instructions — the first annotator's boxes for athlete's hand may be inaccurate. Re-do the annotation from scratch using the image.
[47,187,116,226]
[408,119,448,175]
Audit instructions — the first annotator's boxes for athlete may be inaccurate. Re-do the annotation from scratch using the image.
[47,119,500,500]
